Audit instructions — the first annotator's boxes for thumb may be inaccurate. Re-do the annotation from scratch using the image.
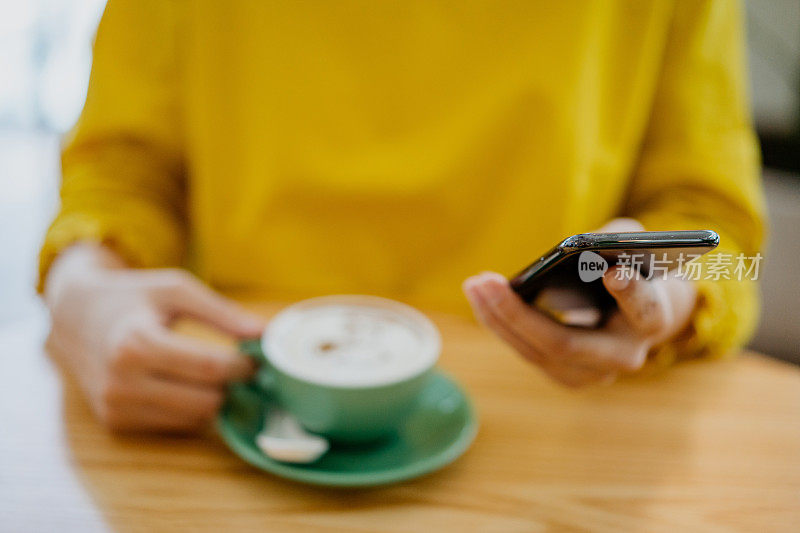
[594,217,645,233]
[602,266,671,336]
[160,273,266,338]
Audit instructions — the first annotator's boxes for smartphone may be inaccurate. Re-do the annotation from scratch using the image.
[509,230,719,327]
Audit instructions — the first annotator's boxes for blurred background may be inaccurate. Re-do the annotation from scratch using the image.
[1,0,798,362]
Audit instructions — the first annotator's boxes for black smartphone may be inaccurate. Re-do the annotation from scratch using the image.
[509,230,719,327]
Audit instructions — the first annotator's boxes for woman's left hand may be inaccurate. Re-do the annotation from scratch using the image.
[462,218,698,387]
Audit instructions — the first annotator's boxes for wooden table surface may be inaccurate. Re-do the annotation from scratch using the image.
[2,300,799,532]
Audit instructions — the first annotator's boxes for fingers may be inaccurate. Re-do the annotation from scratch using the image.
[602,266,671,336]
[466,272,632,371]
[152,270,266,338]
[115,325,257,386]
[466,283,616,387]
[101,318,253,433]
[463,278,547,367]
[102,374,224,425]
[466,272,574,356]
[463,273,627,386]
[98,402,213,434]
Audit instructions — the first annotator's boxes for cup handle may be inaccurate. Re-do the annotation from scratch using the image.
[239,338,267,364]
[238,338,277,399]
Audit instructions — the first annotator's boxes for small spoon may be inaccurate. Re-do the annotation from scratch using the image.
[255,407,329,464]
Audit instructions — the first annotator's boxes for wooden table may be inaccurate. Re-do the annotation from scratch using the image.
[2,301,799,532]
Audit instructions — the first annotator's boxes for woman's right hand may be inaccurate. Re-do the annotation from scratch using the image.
[43,244,266,432]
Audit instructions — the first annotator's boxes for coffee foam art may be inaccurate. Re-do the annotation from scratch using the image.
[264,296,441,388]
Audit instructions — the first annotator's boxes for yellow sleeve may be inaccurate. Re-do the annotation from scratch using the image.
[623,0,766,365]
[38,0,185,291]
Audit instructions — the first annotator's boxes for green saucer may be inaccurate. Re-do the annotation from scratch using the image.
[217,370,477,487]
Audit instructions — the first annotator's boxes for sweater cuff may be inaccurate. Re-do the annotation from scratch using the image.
[37,210,183,293]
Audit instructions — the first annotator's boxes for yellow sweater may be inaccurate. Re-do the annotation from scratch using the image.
[41,0,765,362]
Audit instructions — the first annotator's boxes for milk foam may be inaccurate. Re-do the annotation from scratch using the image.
[264,297,440,387]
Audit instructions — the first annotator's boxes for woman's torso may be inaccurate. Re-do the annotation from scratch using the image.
[178,1,673,310]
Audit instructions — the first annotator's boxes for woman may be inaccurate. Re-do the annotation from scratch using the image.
[41,0,764,431]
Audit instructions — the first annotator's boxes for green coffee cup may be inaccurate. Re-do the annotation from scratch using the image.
[240,296,441,443]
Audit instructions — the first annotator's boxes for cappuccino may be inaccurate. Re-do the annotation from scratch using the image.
[264,296,440,388]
